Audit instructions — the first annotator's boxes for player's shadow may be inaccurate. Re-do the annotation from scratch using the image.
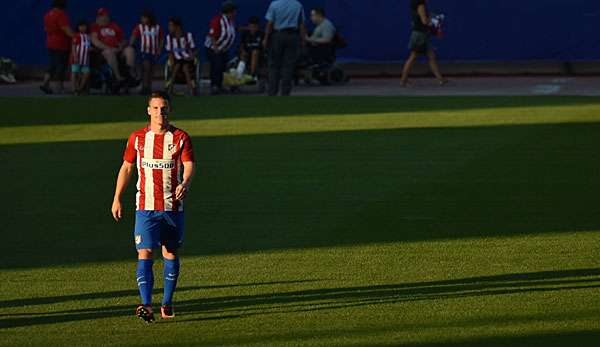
[2,268,599,329]
[0,279,319,309]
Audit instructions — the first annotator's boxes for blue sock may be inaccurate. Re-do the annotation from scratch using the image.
[136,259,154,306]
[162,257,180,306]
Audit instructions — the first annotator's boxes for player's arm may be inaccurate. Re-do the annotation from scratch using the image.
[129,33,138,47]
[175,161,195,201]
[418,4,431,26]
[263,21,273,49]
[111,161,135,221]
[91,32,108,50]
[158,35,165,56]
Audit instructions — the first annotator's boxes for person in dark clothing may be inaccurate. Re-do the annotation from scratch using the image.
[263,0,306,96]
[41,0,74,94]
[240,16,264,77]
[400,0,447,86]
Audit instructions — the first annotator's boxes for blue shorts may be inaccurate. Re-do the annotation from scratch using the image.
[140,52,158,64]
[134,211,184,250]
[71,64,90,73]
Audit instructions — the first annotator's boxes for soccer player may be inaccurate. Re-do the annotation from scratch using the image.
[111,91,195,323]
[71,20,91,95]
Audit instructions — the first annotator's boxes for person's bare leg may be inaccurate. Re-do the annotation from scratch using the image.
[103,48,123,80]
[72,71,79,94]
[143,60,152,91]
[41,72,51,87]
[182,64,195,95]
[401,51,418,86]
[161,246,177,261]
[167,63,181,94]
[427,49,447,84]
[52,80,65,94]
[123,46,137,79]
[138,249,153,260]
[250,50,259,76]
[80,72,90,94]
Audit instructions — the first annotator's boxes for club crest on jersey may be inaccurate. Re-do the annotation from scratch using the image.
[168,144,177,154]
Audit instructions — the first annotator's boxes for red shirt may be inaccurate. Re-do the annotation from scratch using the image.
[91,22,124,48]
[123,126,194,211]
[44,8,71,50]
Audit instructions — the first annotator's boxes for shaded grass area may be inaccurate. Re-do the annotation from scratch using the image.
[1,122,599,269]
[2,95,600,127]
[1,96,599,346]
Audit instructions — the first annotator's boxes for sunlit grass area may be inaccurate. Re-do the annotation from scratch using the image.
[1,96,599,346]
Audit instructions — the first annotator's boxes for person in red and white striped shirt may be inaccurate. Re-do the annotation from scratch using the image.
[112,91,195,322]
[71,20,91,95]
[165,17,197,96]
[130,10,164,95]
[205,1,237,95]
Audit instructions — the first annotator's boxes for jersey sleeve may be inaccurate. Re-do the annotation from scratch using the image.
[208,16,221,39]
[265,3,275,22]
[180,133,195,162]
[187,32,196,49]
[165,34,171,51]
[123,133,137,163]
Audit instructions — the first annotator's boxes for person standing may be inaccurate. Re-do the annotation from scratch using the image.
[40,0,73,94]
[71,21,91,95]
[112,91,195,322]
[130,10,164,95]
[400,0,447,86]
[205,1,237,95]
[263,0,306,96]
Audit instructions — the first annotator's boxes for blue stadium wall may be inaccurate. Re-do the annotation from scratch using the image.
[3,0,600,65]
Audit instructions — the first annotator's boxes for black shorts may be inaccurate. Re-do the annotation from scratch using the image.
[47,49,69,81]
[172,59,194,68]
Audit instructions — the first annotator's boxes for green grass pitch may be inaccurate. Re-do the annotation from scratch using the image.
[0,96,599,346]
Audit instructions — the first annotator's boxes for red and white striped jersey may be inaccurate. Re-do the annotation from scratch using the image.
[165,32,196,60]
[132,24,163,55]
[205,14,236,51]
[123,126,195,211]
[72,32,90,66]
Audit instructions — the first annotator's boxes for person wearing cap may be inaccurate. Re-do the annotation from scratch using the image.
[91,8,136,83]
[204,1,237,95]
[40,0,74,94]
[263,0,306,96]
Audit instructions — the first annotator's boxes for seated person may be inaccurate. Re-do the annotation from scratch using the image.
[239,16,264,78]
[305,7,336,64]
[90,8,136,83]
[165,17,197,96]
